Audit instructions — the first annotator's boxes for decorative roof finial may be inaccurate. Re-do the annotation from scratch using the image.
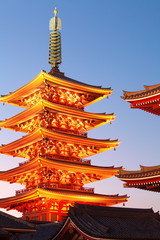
[48,7,62,73]
[54,7,58,16]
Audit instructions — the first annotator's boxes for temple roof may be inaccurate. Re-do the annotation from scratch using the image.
[119,165,160,176]
[1,204,160,240]
[0,71,112,107]
[118,165,160,192]
[0,210,62,240]
[0,187,128,209]
[0,157,122,182]
[53,203,160,240]
[121,84,160,115]
[0,210,35,233]
[26,222,63,240]
[0,99,115,132]
[0,127,119,158]
[122,83,160,100]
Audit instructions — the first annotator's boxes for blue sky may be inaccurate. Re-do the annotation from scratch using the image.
[0,0,160,217]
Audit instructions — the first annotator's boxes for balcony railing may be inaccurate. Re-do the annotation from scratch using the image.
[45,154,91,165]
[18,157,91,166]
[16,184,94,195]
[16,188,28,195]
[19,160,29,166]
[48,127,88,137]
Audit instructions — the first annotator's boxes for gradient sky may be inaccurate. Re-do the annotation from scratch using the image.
[0,0,160,217]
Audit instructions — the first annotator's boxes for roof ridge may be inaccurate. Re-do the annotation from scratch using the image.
[74,203,153,214]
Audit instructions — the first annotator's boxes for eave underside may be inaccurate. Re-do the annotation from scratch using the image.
[131,104,160,116]
[122,180,160,192]
[118,166,160,192]
[0,100,115,132]
[0,187,128,210]
[0,71,112,107]
[0,157,121,182]
[0,127,119,159]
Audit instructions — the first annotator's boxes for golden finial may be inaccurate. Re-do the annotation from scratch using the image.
[48,8,62,72]
[54,7,58,16]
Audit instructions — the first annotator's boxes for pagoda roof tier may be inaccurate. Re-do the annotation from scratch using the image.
[121,83,160,115]
[0,157,122,184]
[0,127,119,159]
[0,100,115,133]
[0,71,112,108]
[118,165,160,192]
[0,187,128,210]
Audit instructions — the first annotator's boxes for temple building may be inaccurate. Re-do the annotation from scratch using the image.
[52,203,160,240]
[119,84,160,191]
[0,9,128,222]
[1,203,160,240]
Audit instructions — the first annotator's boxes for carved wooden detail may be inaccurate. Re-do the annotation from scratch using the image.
[21,85,97,109]
[12,167,101,189]
[13,139,100,160]
[17,111,97,134]
[13,199,72,214]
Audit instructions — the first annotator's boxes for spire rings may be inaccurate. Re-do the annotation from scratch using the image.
[49,31,62,68]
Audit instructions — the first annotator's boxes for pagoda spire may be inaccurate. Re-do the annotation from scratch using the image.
[48,7,62,73]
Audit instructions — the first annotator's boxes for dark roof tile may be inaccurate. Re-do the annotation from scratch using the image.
[0,211,35,230]
[67,204,160,239]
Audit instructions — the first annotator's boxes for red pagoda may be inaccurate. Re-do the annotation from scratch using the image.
[0,8,128,222]
[119,84,160,191]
